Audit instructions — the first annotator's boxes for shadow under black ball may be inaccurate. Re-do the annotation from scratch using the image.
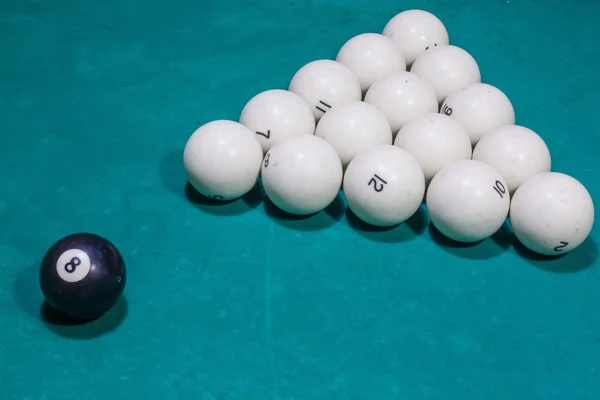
[39,233,127,320]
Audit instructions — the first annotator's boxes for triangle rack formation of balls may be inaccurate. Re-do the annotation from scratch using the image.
[182,9,594,258]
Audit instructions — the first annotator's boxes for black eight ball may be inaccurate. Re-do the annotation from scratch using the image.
[39,232,127,320]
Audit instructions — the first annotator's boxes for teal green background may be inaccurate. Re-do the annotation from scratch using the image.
[1,0,599,399]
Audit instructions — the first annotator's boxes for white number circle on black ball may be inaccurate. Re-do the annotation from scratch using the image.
[55,249,91,282]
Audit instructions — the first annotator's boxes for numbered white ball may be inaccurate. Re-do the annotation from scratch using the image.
[239,89,316,153]
[472,125,551,195]
[315,101,392,168]
[364,71,438,134]
[343,145,425,227]
[426,160,511,242]
[394,113,472,183]
[183,120,263,200]
[441,83,515,146]
[509,172,594,256]
[261,135,343,215]
[382,9,449,66]
[288,59,362,121]
[336,33,406,93]
[410,45,481,104]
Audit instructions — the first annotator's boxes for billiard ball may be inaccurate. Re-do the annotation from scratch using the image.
[315,101,392,168]
[343,145,425,227]
[183,120,263,201]
[239,89,316,154]
[364,71,439,134]
[261,135,343,215]
[426,159,510,243]
[336,33,406,94]
[288,59,362,121]
[509,172,594,256]
[472,125,551,195]
[441,83,516,146]
[410,45,481,104]
[39,233,126,320]
[394,113,472,184]
[382,9,449,66]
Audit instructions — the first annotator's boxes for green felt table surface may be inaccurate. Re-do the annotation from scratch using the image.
[1,0,599,399]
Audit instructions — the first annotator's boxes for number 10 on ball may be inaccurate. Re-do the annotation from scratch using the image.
[426,160,510,243]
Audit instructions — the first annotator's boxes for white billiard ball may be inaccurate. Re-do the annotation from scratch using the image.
[394,113,472,183]
[426,159,511,242]
[261,135,343,215]
[239,89,316,154]
[336,33,407,94]
[382,9,449,66]
[441,83,515,145]
[343,145,425,227]
[364,71,438,134]
[315,101,392,168]
[509,172,594,256]
[472,125,551,195]
[410,45,481,103]
[288,59,362,121]
[183,120,263,201]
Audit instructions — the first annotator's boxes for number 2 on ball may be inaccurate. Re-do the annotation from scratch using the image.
[553,241,569,252]
[368,174,387,192]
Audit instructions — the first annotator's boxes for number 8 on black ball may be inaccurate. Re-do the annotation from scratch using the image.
[39,232,127,320]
